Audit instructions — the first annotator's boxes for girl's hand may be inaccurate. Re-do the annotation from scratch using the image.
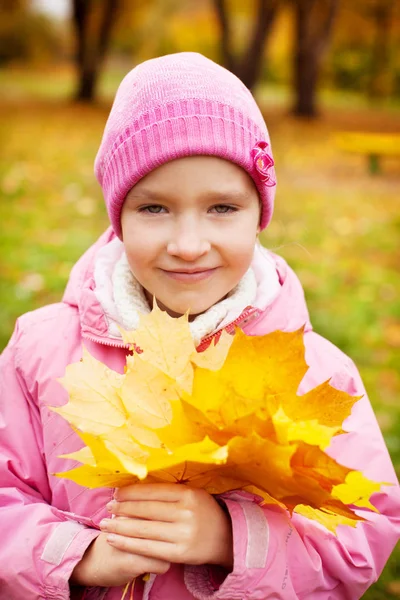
[100,483,234,570]
[70,532,170,587]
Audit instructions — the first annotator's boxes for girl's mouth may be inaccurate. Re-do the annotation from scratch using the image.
[161,268,219,283]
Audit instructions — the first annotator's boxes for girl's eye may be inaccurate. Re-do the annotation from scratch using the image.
[210,204,237,214]
[139,205,166,214]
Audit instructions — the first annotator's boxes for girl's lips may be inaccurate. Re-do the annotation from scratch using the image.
[161,268,218,282]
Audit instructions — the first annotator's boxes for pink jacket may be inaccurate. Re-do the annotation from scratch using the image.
[1,228,399,600]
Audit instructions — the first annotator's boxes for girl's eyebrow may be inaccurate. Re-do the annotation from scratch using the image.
[203,190,252,203]
[127,189,252,203]
[127,189,168,202]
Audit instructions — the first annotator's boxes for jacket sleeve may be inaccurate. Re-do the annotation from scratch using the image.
[184,340,400,600]
[0,324,100,600]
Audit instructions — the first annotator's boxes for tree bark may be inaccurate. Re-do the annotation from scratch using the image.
[213,0,280,91]
[292,0,339,117]
[72,0,120,102]
[214,0,235,73]
[368,0,395,98]
[237,0,280,90]
[72,0,91,99]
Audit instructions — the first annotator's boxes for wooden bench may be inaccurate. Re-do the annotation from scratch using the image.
[333,132,400,174]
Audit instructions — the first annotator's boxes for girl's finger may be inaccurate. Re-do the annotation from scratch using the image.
[107,534,180,563]
[108,499,181,522]
[115,483,185,503]
[100,517,181,543]
[122,552,171,576]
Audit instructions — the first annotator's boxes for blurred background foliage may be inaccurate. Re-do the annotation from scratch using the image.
[0,1,399,597]
[1,0,400,108]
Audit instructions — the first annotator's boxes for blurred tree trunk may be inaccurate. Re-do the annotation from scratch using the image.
[292,0,339,117]
[368,0,395,98]
[0,0,27,9]
[214,0,281,90]
[72,0,121,102]
[214,0,235,73]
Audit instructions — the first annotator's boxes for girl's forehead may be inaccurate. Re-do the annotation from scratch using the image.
[129,156,259,197]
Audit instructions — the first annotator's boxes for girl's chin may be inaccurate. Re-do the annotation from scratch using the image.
[156,303,214,320]
[143,289,230,319]
[154,298,224,320]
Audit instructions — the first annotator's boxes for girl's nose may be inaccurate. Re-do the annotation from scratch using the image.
[166,228,211,261]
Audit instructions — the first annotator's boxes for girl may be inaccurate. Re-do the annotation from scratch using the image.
[0,52,399,600]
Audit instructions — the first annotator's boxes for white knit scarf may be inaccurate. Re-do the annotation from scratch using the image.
[112,252,258,345]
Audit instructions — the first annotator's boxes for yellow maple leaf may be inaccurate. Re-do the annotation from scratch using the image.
[120,304,233,394]
[291,443,352,487]
[332,471,383,512]
[54,347,126,435]
[271,405,341,449]
[185,328,308,429]
[54,304,384,534]
[190,330,234,371]
[294,504,364,534]
[283,380,359,427]
[120,358,176,429]
[121,307,195,393]
[59,429,147,487]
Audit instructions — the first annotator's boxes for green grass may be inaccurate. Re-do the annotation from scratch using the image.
[0,65,399,597]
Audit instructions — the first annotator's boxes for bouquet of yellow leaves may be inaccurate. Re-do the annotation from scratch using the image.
[54,305,382,534]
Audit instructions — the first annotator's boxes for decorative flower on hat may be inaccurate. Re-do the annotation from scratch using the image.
[252,141,276,186]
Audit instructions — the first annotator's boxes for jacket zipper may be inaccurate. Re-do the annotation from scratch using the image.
[82,306,261,351]
[196,306,260,352]
[82,332,129,349]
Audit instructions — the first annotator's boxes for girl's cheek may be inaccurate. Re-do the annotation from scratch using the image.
[229,237,257,259]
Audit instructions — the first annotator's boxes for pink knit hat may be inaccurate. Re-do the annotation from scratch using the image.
[95,52,276,238]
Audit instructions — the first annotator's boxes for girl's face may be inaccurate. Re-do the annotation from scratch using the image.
[121,156,260,318]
